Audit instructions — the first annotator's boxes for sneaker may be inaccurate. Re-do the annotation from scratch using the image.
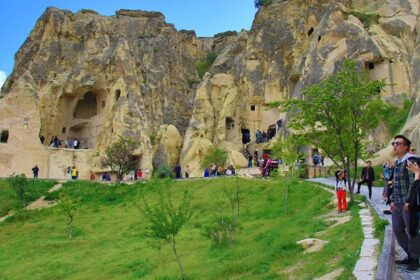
[406,259,419,272]
[356,192,360,194]
[396,257,410,265]
[337,210,342,214]
[342,210,347,213]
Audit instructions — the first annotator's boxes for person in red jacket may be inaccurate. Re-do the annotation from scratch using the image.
[335,170,348,213]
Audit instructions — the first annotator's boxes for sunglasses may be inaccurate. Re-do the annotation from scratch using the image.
[391,141,405,146]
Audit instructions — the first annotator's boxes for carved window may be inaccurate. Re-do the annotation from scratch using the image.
[1,130,9,143]
[251,105,256,111]
[308,27,314,36]
[115,89,121,101]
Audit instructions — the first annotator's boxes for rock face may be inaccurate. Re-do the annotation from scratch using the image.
[0,0,419,178]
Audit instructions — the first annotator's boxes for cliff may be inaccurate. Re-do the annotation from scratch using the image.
[0,0,418,178]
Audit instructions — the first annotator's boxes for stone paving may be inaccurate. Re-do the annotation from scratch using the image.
[309,177,420,279]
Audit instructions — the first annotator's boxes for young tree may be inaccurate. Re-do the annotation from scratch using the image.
[206,177,242,247]
[271,136,304,215]
[278,59,385,200]
[7,174,29,207]
[142,191,192,280]
[101,136,140,182]
[58,192,78,239]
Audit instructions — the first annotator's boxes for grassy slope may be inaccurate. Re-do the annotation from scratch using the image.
[0,179,57,216]
[0,178,363,279]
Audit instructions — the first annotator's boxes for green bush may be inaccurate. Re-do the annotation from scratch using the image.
[381,98,414,136]
[155,164,173,179]
[196,53,217,78]
[201,147,228,169]
[350,11,380,28]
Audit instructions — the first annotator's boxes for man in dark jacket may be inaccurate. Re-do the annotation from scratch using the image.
[32,165,39,179]
[173,163,182,179]
[357,160,375,199]
[390,135,418,272]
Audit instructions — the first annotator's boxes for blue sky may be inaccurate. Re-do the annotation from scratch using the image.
[0,0,257,87]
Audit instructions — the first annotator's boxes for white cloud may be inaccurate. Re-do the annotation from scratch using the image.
[0,70,6,88]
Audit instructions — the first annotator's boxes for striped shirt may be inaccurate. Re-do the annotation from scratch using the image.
[392,156,415,205]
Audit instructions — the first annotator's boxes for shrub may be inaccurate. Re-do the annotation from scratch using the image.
[350,11,380,28]
[196,53,217,78]
[381,98,414,136]
[155,164,173,178]
[7,174,28,207]
[201,147,228,169]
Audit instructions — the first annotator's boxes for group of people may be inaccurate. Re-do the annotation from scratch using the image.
[383,135,420,272]
[173,163,189,179]
[66,166,79,180]
[336,134,420,272]
[255,130,275,144]
[203,164,236,177]
[40,135,81,149]
[124,169,144,181]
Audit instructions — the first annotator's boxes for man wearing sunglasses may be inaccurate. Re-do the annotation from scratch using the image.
[390,135,419,271]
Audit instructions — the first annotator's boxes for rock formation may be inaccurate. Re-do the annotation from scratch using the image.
[0,0,418,179]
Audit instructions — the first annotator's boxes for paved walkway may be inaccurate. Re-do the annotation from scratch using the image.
[309,178,420,279]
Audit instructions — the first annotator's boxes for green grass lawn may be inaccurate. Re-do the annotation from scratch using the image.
[0,177,363,279]
[0,178,57,216]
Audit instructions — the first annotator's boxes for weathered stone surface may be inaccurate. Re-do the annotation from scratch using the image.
[296,238,329,253]
[0,0,418,178]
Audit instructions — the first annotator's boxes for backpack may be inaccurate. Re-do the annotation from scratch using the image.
[313,154,320,165]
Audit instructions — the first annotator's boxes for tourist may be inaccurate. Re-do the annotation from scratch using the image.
[66,166,71,180]
[320,152,325,166]
[382,160,393,203]
[217,166,224,176]
[185,165,190,178]
[230,165,236,175]
[406,159,420,245]
[356,160,375,199]
[312,152,320,166]
[90,171,96,181]
[335,170,348,213]
[276,119,282,133]
[137,169,143,179]
[266,157,273,177]
[173,163,182,179]
[73,139,80,149]
[32,165,39,179]
[389,135,419,271]
[253,151,259,167]
[210,163,217,176]
[256,130,261,144]
[71,166,78,180]
[203,168,210,177]
[247,154,253,168]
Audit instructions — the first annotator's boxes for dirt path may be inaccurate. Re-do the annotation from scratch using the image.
[0,182,63,223]
[25,183,63,210]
